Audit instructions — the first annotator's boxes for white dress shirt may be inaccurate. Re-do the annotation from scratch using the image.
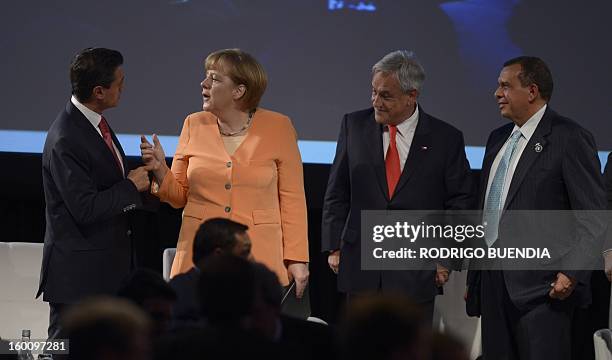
[71,95,124,174]
[382,105,419,171]
[484,104,547,211]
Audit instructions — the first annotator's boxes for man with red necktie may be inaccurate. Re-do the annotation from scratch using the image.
[37,48,152,339]
[322,50,474,321]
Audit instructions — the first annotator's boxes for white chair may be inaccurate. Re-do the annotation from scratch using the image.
[162,248,176,281]
[434,271,482,360]
[0,242,48,340]
[594,328,612,360]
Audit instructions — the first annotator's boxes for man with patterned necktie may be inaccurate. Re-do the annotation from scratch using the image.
[321,50,474,321]
[37,48,152,340]
[466,56,606,359]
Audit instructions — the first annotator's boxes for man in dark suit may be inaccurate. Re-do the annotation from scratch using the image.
[170,218,252,328]
[570,153,612,360]
[321,50,474,318]
[604,154,612,283]
[466,56,606,359]
[37,48,151,339]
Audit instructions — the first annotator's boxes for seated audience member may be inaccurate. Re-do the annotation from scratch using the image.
[153,323,279,360]
[155,255,279,360]
[169,218,252,327]
[117,268,177,336]
[252,262,335,360]
[198,254,256,328]
[338,294,430,360]
[57,297,151,360]
[432,332,469,360]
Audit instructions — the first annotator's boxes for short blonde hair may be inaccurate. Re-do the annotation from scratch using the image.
[205,49,268,112]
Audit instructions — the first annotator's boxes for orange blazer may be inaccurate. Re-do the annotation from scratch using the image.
[155,108,309,284]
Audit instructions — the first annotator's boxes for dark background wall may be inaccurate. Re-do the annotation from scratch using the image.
[2,1,612,149]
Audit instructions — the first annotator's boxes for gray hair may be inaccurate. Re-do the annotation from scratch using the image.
[372,50,425,93]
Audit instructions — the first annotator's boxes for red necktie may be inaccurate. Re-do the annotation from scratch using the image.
[98,116,123,175]
[385,125,401,198]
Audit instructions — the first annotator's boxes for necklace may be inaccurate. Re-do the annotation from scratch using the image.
[218,111,254,137]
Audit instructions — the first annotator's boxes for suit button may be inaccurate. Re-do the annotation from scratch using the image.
[226,161,232,168]
[225,183,232,190]
[225,206,231,213]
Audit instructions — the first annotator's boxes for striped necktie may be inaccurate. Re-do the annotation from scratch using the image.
[484,130,522,246]
[99,116,124,175]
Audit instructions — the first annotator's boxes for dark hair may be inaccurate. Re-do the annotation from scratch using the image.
[117,268,177,305]
[192,218,248,265]
[59,297,150,360]
[503,56,554,101]
[339,295,427,360]
[198,255,256,326]
[432,331,469,360]
[70,47,123,102]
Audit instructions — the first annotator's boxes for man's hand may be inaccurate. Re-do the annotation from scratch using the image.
[604,251,612,282]
[287,261,309,299]
[549,272,576,300]
[140,134,168,182]
[127,166,151,192]
[435,264,450,287]
[328,250,340,274]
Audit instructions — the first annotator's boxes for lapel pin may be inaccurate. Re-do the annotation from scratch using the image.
[534,143,543,153]
[421,146,428,150]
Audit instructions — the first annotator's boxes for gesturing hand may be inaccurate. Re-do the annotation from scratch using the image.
[140,134,168,182]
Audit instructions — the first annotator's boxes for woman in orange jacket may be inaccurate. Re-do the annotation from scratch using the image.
[141,49,309,296]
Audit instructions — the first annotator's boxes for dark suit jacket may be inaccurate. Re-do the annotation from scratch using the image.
[604,153,612,211]
[321,106,474,302]
[36,101,142,304]
[467,107,606,313]
[603,153,612,251]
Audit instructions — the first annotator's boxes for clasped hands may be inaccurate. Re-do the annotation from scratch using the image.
[125,134,168,192]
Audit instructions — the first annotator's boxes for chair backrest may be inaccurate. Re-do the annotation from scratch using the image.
[0,242,48,340]
[594,328,612,360]
[0,242,44,301]
[162,248,176,281]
